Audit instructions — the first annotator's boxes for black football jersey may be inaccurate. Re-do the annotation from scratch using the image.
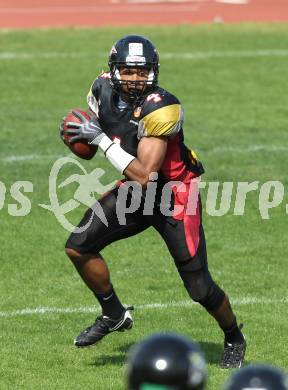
[87,72,204,186]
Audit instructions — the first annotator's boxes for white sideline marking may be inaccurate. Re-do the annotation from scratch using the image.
[1,49,288,61]
[0,297,287,318]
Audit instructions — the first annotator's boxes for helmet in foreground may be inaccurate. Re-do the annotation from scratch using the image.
[108,35,159,102]
[126,333,207,390]
[224,364,288,390]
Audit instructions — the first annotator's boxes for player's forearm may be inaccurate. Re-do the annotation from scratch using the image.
[125,136,167,186]
[97,137,158,186]
[97,134,166,186]
[123,159,154,186]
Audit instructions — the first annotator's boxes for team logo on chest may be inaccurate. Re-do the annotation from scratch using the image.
[133,106,142,118]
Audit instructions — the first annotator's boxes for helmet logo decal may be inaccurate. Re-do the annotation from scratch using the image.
[129,42,143,56]
[155,359,167,371]
[110,46,117,54]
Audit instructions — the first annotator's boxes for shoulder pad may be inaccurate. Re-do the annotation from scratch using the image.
[87,80,98,115]
[141,88,180,116]
[99,71,111,80]
[138,104,184,138]
[86,72,110,114]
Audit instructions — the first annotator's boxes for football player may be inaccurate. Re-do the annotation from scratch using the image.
[223,364,288,390]
[126,332,207,390]
[62,35,246,368]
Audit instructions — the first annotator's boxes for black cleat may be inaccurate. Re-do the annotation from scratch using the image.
[220,339,246,369]
[74,306,134,348]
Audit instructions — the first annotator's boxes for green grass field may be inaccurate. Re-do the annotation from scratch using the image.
[0,24,288,389]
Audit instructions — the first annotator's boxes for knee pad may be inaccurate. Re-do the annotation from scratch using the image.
[177,267,225,311]
[201,283,225,311]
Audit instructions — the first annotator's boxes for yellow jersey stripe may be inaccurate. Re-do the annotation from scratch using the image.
[138,104,183,138]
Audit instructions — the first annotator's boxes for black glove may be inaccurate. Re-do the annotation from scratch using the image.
[66,110,105,145]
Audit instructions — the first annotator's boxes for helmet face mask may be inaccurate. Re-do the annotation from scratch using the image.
[108,35,160,103]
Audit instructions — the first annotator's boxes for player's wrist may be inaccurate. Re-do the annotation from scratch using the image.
[96,134,113,151]
[105,143,135,174]
[96,134,135,174]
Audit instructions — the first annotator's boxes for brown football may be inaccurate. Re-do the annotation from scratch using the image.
[63,109,97,160]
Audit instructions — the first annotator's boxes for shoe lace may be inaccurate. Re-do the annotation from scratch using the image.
[92,306,134,330]
[91,315,110,332]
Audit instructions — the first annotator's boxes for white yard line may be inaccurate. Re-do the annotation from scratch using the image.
[161,49,288,60]
[1,154,62,163]
[1,49,288,61]
[208,145,288,154]
[0,297,287,318]
[1,144,286,164]
[0,52,92,60]
[0,153,105,163]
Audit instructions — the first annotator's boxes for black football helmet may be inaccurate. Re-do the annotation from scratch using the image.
[224,364,288,390]
[108,35,159,102]
[126,333,207,390]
